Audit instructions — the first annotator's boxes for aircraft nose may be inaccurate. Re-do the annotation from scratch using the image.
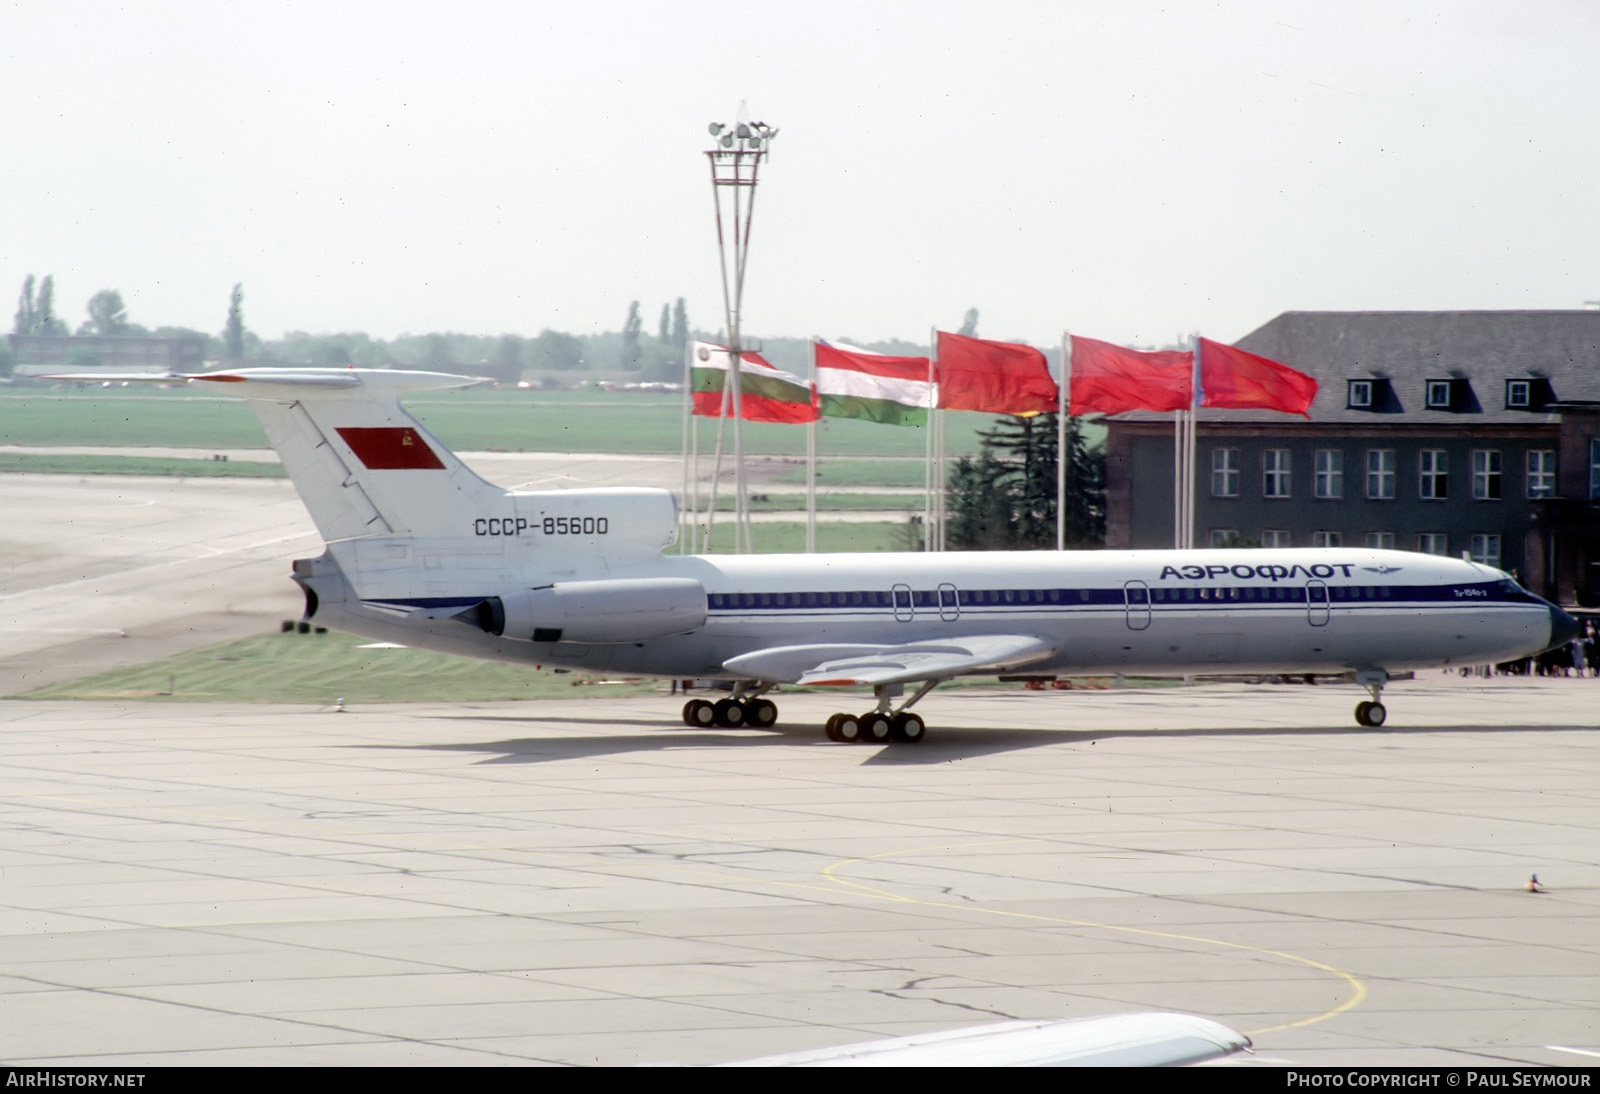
[1545,603,1583,653]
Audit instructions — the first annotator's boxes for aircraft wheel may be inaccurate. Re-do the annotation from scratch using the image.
[713,698,745,728]
[1355,700,1387,728]
[889,712,925,743]
[747,698,779,728]
[861,712,893,743]
[827,712,862,743]
[683,699,716,728]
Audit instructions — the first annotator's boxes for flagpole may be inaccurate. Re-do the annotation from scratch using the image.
[1058,332,1069,551]
[681,338,693,554]
[1187,334,1201,549]
[1177,407,1190,547]
[704,352,734,552]
[806,338,817,554]
[924,327,935,552]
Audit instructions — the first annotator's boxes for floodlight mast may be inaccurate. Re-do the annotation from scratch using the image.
[702,112,777,553]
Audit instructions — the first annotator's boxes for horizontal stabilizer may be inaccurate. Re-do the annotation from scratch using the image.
[724,634,1054,686]
[718,1012,1251,1067]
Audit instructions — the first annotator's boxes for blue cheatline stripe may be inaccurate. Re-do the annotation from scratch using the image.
[704,580,1535,614]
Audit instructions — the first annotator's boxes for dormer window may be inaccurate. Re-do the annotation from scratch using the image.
[1425,379,1454,409]
[1347,380,1373,409]
[1506,379,1531,409]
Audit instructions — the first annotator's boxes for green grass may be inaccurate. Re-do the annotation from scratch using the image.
[746,492,921,512]
[0,452,286,477]
[690,520,914,553]
[10,627,1147,705]
[1,384,1002,459]
[12,631,665,704]
[776,460,938,488]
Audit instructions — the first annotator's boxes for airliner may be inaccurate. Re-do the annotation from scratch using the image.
[65,367,1578,742]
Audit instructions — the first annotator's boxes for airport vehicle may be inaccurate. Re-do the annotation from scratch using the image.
[65,367,1578,741]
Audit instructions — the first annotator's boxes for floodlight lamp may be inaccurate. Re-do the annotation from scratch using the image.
[720,133,734,148]
[736,123,751,139]
[708,123,724,137]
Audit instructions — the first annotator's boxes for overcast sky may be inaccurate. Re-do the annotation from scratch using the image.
[5,1,1597,350]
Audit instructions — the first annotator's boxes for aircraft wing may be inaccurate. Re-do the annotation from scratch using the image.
[723,634,1054,686]
[716,1012,1251,1067]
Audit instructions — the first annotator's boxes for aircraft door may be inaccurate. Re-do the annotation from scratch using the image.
[1306,580,1330,627]
[938,583,960,622]
[1123,580,1152,631]
[892,583,914,622]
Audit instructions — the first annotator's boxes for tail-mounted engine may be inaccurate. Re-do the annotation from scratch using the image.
[471,577,706,644]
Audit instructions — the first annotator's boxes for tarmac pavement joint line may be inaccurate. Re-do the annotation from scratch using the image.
[820,837,1370,1038]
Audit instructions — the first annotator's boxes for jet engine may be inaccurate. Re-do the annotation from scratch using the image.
[472,577,706,644]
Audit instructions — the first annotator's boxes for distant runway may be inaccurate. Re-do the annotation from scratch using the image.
[1,682,1595,1066]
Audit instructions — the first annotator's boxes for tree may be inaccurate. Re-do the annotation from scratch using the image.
[944,413,1104,550]
[959,307,980,337]
[224,284,246,359]
[489,334,525,383]
[620,301,643,371]
[528,328,584,371]
[657,303,671,344]
[13,275,35,336]
[84,290,129,335]
[672,298,689,354]
[36,276,64,335]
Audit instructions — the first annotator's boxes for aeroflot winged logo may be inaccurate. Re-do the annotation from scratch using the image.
[336,427,446,470]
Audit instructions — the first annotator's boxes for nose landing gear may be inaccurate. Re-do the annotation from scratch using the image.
[1353,669,1388,728]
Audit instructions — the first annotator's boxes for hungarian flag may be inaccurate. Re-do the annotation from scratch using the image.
[935,331,1059,415]
[1067,335,1194,414]
[814,342,934,427]
[1198,337,1318,417]
[690,343,819,424]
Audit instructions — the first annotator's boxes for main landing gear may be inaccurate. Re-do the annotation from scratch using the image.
[682,680,941,745]
[1353,669,1388,728]
[824,680,939,745]
[682,693,778,729]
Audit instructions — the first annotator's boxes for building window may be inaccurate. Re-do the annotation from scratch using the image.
[1365,532,1395,550]
[1505,380,1532,409]
[1469,534,1502,568]
[1425,380,1454,409]
[1211,448,1239,497]
[1208,529,1242,548]
[1347,380,1373,409]
[1417,532,1449,555]
[1527,450,1555,499]
[1313,449,1343,499]
[1263,449,1291,499]
[1311,530,1342,548]
[1419,450,1449,500]
[1366,449,1395,500]
[1261,529,1290,548]
[1471,449,1502,500]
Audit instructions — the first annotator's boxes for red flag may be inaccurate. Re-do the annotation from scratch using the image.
[1067,335,1194,414]
[935,332,1058,415]
[1198,337,1318,417]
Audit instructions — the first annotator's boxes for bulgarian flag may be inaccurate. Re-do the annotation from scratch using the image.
[814,341,934,427]
[690,343,819,424]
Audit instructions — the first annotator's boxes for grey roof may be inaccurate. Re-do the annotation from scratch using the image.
[1113,310,1600,426]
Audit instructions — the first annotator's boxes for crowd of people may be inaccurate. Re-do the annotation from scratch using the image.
[1487,620,1600,677]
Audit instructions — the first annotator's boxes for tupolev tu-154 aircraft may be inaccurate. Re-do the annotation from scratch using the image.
[63,367,1579,743]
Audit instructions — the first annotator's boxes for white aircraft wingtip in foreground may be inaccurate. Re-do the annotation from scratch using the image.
[50,367,1580,741]
[714,1012,1252,1067]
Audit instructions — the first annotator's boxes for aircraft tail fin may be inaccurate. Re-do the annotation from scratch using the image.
[188,368,501,543]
